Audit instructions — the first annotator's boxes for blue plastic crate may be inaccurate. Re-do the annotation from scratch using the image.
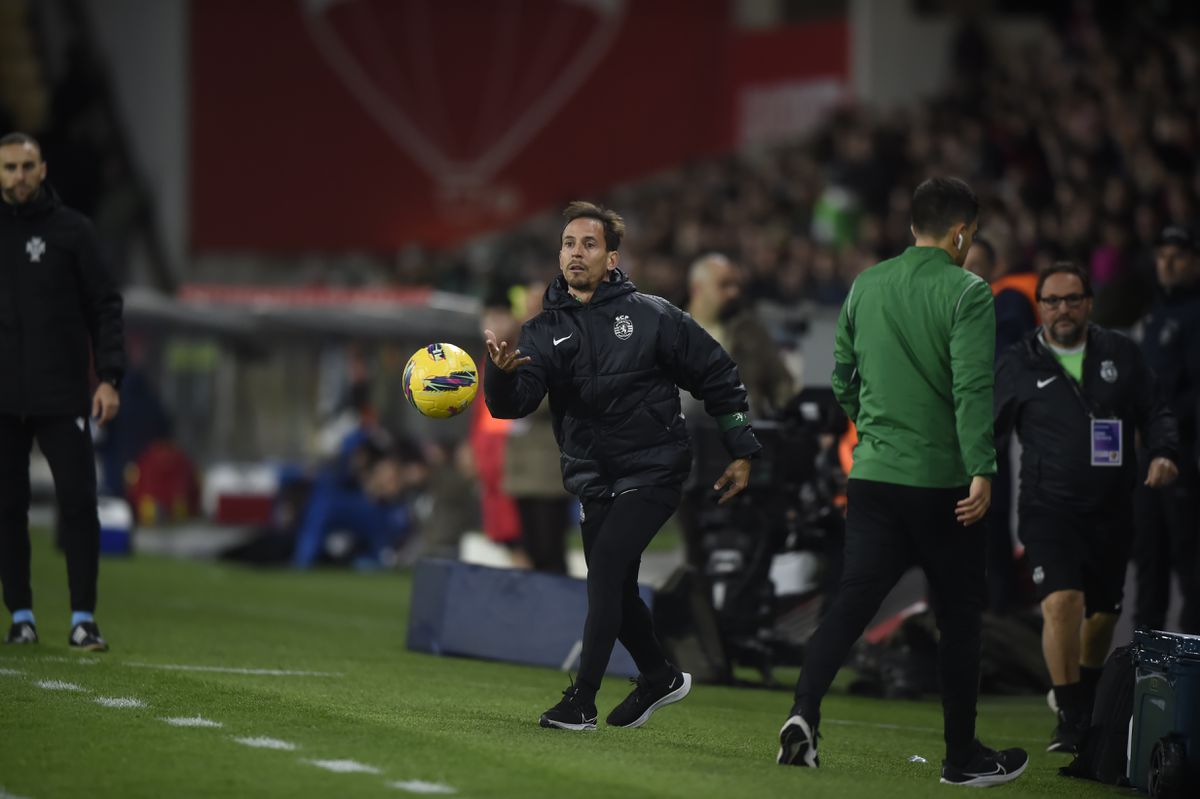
[407,558,650,677]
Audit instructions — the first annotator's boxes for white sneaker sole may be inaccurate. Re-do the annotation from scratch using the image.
[539,716,597,731]
[620,672,692,729]
[939,759,1028,787]
[777,715,818,766]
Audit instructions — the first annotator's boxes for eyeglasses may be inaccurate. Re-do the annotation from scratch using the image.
[1038,293,1088,309]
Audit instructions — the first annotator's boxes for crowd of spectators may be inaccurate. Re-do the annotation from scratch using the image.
[397,5,1199,331]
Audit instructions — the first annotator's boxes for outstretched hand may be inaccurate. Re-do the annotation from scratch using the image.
[484,329,532,374]
[713,458,751,505]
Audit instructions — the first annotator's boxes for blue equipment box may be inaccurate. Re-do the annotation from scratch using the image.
[407,558,651,678]
[1130,629,1200,796]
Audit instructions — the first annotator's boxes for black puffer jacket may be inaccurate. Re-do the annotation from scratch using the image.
[994,324,1178,512]
[0,185,124,416]
[485,269,760,498]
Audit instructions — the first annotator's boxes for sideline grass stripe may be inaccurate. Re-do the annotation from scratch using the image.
[389,780,457,794]
[95,697,147,709]
[160,716,223,728]
[34,680,86,692]
[126,662,342,677]
[304,760,382,774]
[233,737,299,751]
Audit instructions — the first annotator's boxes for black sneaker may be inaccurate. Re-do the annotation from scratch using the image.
[606,668,692,728]
[539,684,597,731]
[940,741,1028,787]
[777,711,820,767]
[68,621,109,652]
[4,621,38,644]
[1047,711,1088,754]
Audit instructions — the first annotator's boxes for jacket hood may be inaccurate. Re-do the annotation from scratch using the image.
[543,267,637,310]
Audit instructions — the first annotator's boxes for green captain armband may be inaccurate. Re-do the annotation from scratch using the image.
[716,411,749,432]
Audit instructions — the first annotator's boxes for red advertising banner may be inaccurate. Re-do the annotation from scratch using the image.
[190,1,846,252]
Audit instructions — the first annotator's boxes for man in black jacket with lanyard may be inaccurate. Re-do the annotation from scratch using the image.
[995,261,1178,754]
[485,201,761,731]
[0,132,124,652]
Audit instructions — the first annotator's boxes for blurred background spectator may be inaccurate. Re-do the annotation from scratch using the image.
[3,0,1195,629]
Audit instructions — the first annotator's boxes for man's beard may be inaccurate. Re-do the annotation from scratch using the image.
[565,271,600,291]
[1048,318,1084,346]
[717,297,743,322]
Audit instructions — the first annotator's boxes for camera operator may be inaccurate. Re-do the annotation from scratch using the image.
[994,261,1179,755]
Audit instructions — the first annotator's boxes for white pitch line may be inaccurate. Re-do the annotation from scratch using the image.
[232,736,298,751]
[95,697,147,709]
[160,716,223,728]
[0,655,99,665]
[126,662,342,677]
[303,759,382,775]
[389,780,457,794]
[0,668,23,676]
[824,719,941,734]
[34,679,87,692]
[0,786,33,799]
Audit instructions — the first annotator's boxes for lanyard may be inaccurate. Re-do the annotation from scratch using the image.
[1035,338,1096,420]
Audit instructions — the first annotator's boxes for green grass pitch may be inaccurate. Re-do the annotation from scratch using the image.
[0,531,1130,798]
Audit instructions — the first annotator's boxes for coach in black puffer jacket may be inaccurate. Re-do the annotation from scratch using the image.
[0,182,124,415]
[486,266,760,498]
[484,202,758,732]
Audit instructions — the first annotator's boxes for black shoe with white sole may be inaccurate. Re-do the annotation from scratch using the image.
[777,711,820,767]
[1046,711,1088,754]
[940,741,1028,787]
[4,621,38,644]
[606,669,692,728]
[539,685,598,731]
[68,621,109,652]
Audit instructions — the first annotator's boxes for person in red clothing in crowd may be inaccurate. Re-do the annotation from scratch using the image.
[470,298,528,567]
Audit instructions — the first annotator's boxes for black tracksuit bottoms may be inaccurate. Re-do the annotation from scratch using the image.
[575,485,679,697]
[793,478,986,764]
[0,414,101,614]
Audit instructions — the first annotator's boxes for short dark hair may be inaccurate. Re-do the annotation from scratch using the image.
[1036,261,1093,299]
[0,132,41,154]
[562,200,625,251]
[911,177,979,236]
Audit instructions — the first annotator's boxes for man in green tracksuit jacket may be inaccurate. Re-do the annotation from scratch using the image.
[776,178,1028,788]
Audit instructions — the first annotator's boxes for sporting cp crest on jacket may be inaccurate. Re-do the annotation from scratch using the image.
[26,236,46,263]
[613,314,634,340]
[1100,360,1118,383]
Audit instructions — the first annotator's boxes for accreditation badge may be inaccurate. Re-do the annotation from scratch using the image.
[1090,418,1122,467]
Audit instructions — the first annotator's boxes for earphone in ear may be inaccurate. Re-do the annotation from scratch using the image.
[955,232,964,249]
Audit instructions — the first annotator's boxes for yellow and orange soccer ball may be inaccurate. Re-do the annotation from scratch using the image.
[403,343,478,418]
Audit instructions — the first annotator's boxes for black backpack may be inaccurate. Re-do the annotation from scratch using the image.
[1061,645,1136,785]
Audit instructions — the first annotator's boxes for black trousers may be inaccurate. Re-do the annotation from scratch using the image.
[986,443,1019,614]
[575,486,679,695]
[0,414,101,614]
[793,479,985,764]
[1133,453,1200,633]
[516,497,571,575]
